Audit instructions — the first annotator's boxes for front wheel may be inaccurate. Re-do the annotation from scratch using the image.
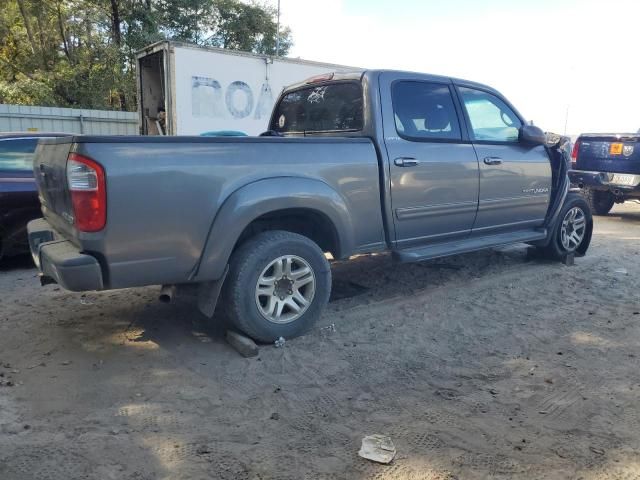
[221,230,331,343]
[541,193,593,259]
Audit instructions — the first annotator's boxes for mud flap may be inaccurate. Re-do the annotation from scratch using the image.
[197,266,229,318]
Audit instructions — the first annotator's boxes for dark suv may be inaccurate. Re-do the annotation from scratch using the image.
[0,133,67,260]
[569,132,640,215]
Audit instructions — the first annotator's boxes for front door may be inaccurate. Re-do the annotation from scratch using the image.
[380,74,480,247]
[457,86,552,234]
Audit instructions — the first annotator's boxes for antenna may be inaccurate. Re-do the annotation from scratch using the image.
[275,0,281,57]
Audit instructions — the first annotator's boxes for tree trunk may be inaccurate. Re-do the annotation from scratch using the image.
[143,0,154,36]
[15,0,37,55]
[109,0,126,110]
[56,1,71,63]
[110,0,122,46]
[118,92,127,111]
[32,0,49,69]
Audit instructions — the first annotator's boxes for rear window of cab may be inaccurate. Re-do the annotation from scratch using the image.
[271,82,363,134]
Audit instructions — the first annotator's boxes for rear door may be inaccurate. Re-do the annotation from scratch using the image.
[380,73,480,247]
[457,86,551,234]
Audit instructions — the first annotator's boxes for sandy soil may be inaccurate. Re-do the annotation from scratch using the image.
[1,204,640,480]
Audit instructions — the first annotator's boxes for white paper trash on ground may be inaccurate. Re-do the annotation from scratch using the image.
[358,434,396,464]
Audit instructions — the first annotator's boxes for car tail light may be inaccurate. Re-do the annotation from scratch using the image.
[66,153,106,232]
[571,141,580,168]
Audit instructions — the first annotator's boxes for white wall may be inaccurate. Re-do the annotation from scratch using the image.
[173,47,353,135]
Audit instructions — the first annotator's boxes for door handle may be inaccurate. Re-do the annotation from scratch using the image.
[483,156,502,166]
[394,157,419,167]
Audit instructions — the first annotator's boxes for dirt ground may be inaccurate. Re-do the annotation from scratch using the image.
[1,204,640,480]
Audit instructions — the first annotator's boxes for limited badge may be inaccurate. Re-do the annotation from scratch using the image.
[278,114,286,128]
[623,145,634,157]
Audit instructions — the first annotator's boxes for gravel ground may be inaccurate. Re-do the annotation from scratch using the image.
[1,203,640,480]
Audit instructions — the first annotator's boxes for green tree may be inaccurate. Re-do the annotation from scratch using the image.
[203,0,292,55]
[0,0,293,111]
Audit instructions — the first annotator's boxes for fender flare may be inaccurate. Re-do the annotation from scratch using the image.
[194,177,355,281]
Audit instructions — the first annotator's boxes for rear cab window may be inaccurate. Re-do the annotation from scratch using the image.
[0,138,39,173]
[271,82,363,134]
[392,81,462,141]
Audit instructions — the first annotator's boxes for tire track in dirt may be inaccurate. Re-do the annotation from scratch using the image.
[2,205,640,478]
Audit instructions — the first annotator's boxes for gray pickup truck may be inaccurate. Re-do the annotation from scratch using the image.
[28,70,592,342]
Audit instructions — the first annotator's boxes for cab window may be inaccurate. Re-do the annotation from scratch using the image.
[392,81,462,141]
[459,87,522,142]
[271,82,363,134]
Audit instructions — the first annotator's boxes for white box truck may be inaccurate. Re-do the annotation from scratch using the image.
[136,41,357,136]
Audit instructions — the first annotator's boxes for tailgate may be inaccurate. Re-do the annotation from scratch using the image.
[33,138,76,236]
[574,135,640,174]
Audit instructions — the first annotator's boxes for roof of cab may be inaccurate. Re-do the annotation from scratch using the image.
[282,69,500,97]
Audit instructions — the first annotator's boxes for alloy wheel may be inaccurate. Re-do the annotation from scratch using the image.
[560,206,586,251]
[254,255,316,324]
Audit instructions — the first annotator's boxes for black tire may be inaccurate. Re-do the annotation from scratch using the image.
[583,187,614,215]
[541,192,593,260]
[0,224,5,261]
[221,230,331,343]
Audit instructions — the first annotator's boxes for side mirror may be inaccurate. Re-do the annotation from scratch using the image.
[519,124,546,145]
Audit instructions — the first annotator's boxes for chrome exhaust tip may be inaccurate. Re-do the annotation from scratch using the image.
[159,285,176,303]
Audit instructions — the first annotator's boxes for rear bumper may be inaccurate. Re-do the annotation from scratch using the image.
[569,170,640,195]
[27,218,103,291]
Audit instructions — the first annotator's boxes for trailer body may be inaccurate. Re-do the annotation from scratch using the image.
[137,41,356,136]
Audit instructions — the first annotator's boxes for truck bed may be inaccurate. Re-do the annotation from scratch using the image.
[34,136,385,289]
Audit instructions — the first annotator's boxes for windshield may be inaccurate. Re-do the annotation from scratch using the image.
[271,82,363,134]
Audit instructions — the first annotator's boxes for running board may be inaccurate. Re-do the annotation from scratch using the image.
[393,229,548,263]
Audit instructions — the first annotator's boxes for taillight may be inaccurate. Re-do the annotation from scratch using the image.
[570,141,580,168]
[66,153,106,232]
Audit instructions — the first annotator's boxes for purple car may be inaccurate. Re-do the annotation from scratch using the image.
[0,133,68,260]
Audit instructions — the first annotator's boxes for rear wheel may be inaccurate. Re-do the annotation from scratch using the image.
[222,230,331,343]
[583,187,614,215]
[540,193,592,259]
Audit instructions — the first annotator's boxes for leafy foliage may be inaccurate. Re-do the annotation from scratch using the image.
[0,0,293,110]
